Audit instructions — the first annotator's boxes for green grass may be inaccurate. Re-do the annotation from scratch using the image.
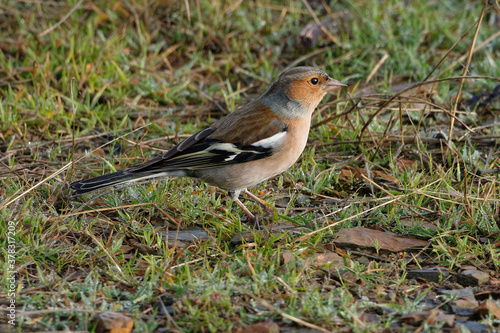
[1,0,500,332]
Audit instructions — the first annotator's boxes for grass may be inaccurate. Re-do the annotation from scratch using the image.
[1,0,500,332]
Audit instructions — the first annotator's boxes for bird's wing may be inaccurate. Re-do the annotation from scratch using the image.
[129,102,287,172]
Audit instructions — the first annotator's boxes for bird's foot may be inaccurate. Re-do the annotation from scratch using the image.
[244,214,262,229]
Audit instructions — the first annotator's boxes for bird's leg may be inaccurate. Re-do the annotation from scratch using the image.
[234,197,258,225]
[228,189,258,225]
[244,190,274,214]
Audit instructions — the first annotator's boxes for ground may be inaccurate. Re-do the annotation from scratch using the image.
[1,0,500,332]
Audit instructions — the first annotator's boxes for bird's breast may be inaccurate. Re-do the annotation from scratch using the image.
[195,115,312,190]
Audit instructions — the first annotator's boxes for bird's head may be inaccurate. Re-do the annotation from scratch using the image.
[262,66,346,117]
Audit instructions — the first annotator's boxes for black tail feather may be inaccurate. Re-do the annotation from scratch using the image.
[69,170,137,196]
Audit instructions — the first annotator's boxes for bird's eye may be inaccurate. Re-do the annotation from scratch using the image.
[310,77,319,85]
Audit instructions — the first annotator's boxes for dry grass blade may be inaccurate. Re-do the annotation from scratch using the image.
[38,0,85,37]
[84,228,128,282]
[274,275,299,298]
[52,202,179,226]
[297,179,444,242]
[3,1,499,331]
[295,196,401,242]
[449,3,487,145]
[300,0,342,47]
[0,125,149,210]
[423,18,480,82]
[366,53,388,84]
[169,254,220,270]
[241,290,332,333]
[493,0,500,12]
[158,296,184,332]
[358,75,500,140]
[441,29,500,75]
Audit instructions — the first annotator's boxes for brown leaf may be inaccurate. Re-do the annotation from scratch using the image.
[281,252,295,266]
[93,148,106,158]
[94,312,133,333]
[359,312,380,324]
[332,227,428,252]
[119,245,136,254]
[339,166,366,183]
[373,170,399,185]
[311,252,344,273]
[128,239,157,255]
[433,311,455,327]
[396,159,418,172]
[402,310,454,327]
[401,310,429,325]
[232,320,279,333]
[474,300,500,319]
[339,166,399,186]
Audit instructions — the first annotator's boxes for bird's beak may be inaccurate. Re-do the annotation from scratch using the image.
[324,77,347,92]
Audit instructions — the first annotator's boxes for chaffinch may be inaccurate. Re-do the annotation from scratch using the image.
[70,66,346,223]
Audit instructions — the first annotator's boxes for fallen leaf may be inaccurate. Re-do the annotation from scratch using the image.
[339,166,366,183]
[311,251,344,273]
[339,166,399,187]
[401,310,430,325]
[359,312,380,324]
[232,320,280,333]
[474,300,500,319]
[331,227,428,252]
[396,159,418,172]
[94,312,133,333]
[402,310,454,327]
[433,312,455,327]
[281,252,295,265]
[373,170,399,186]
[119,245,136,254]
[93,148,106,157]
[128,239,157,255]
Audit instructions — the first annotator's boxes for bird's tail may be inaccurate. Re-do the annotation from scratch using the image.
[70,170,142,197]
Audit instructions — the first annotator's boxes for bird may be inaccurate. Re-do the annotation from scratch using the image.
[70,66,346,224]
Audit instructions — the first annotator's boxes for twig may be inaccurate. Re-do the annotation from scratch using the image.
[70,77,77,179]
[449,3,487,145]
[423,19,480,82]
[38,0,85,37]
[441,26,500,75]
[300,0,342,47]
[359,75,500,140]
[274,276,299,298]
[158,297,184,332]
[366,53,388,84]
